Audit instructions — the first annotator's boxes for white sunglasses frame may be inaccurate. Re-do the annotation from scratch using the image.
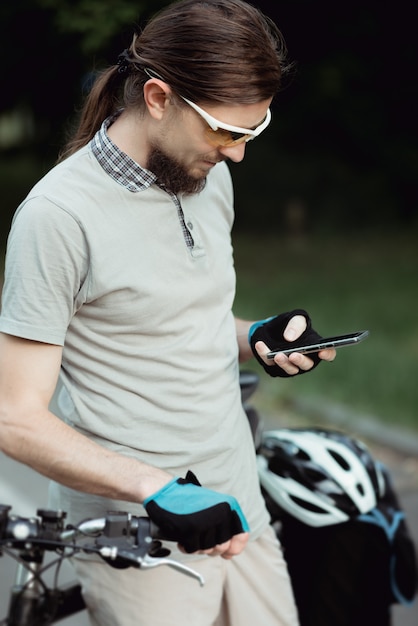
[179,96,272,143]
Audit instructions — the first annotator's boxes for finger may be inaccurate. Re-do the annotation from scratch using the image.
[220,532,249,560]
[254,340,272,364]
[283,314,307,342]
[318,348,336,362]
[195,540,232,557]
[255,341,297,373]
[255,341,300,374]
[287,352,315,372]
[271,352,300,375]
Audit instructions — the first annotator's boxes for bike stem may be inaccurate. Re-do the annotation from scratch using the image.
[7,550,45,626]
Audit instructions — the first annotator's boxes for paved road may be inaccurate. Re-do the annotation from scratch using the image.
[1,435,417,625]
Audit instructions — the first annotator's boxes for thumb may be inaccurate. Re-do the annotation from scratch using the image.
[283,314,307,342]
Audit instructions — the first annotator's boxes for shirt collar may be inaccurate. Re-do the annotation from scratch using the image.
[90,115,157,193]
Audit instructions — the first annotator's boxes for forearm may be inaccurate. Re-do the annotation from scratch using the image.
[0,406,171,504]
[234,317,254,362]
[0,333,173,503]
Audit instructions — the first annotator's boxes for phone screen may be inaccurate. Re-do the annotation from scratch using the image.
[266,330,369,359]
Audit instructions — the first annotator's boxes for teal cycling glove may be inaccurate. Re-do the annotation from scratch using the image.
[144,471,250,553]
[249,308,323,378]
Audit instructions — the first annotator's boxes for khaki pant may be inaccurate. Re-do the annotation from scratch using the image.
[74,525,299,626]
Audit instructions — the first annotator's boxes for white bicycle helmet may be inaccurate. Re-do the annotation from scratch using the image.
[257,428,385,527]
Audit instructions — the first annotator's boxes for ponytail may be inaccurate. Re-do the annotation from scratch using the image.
[59,65,125,161]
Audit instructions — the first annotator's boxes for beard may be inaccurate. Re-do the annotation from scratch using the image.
[146,145,207,196]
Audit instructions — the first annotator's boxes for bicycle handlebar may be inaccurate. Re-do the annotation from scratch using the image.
[0,504,204,586]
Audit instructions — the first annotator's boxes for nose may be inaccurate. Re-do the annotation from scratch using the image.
[218,142,247,163]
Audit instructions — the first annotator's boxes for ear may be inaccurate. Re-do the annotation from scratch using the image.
[143,79,172,120]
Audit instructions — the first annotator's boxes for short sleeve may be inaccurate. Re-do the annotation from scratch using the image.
[0,197,89,345]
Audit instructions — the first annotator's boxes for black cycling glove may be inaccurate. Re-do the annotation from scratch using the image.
[249,308,323,378]
[143,471,249,553]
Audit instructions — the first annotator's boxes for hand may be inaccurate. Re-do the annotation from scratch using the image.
[143,471,250,555]
[249,309,335,377]
[256,314,336,376]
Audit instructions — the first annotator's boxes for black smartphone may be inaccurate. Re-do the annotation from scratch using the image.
[266,330,370,359]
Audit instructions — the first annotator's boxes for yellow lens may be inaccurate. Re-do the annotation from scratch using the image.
[205,127,249,147]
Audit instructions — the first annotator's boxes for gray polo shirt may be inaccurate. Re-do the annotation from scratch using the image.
[0,123,269,543]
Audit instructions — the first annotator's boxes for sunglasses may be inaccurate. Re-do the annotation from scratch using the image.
[143,68,271,147]
[179,96,271,147]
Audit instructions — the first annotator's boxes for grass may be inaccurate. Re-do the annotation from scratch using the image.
[232,230,418,433]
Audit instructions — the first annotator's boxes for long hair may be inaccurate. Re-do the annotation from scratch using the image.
[60,0,291,159]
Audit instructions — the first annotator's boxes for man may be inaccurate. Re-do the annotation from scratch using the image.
[0,1,335,624]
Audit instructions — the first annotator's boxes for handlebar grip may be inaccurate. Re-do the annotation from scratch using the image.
[133,515,171,543]
[148,519,167,540]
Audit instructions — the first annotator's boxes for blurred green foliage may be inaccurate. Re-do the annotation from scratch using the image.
[37,0,145,55]
[233,231,418,432]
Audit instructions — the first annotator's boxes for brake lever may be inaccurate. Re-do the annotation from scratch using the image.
[134,516,204,585]
[140,553,205,586]
[96,544,204,586]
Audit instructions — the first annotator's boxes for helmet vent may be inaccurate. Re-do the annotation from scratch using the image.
[295,449,311,461]
[328,449,350,470]
[291,495,327,514]
[356,482,365,496]
[304,467,327,483]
